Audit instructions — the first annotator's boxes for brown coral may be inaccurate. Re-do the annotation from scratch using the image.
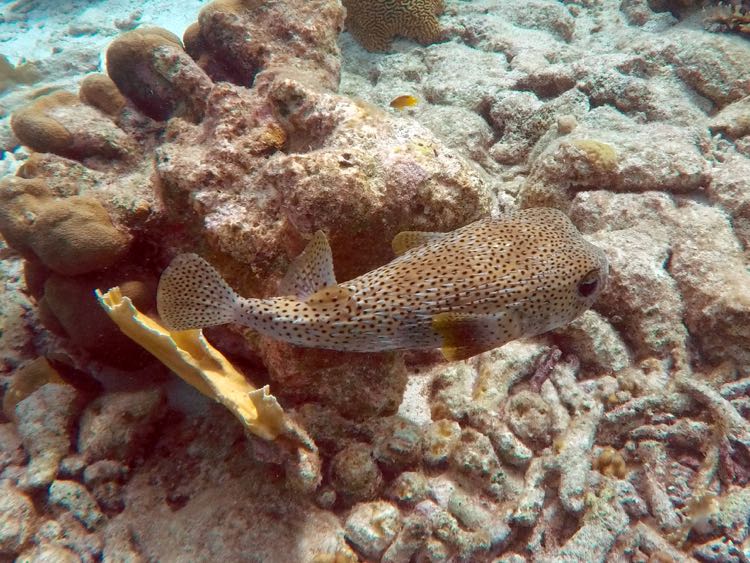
[342,0,445,52]
[0,54,42,93]
[79,73,127,116]
[10,91,135,160]
[106,27,212,122]
[0,177,131,276]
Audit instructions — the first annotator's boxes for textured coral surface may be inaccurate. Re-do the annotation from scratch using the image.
[1,0,750,561]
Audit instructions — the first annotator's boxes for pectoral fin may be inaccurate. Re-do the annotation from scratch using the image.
[392,230,445,256]
[432,310,524,361]
[279,231,337,300]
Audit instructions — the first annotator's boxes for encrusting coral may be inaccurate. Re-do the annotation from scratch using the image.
[342,0,445,52]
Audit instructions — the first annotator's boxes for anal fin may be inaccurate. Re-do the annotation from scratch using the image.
[279,231,337,300]
[432,310,523,361]
[392,230,445,256]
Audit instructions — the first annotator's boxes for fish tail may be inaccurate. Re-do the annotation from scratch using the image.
[157,253,240,331]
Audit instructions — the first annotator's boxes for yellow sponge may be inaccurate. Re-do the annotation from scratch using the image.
[96,286,294,442]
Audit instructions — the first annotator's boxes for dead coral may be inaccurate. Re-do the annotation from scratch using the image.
[342,0,445,52]
[193,0,345,90]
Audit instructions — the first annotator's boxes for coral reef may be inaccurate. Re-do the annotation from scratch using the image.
[0,0,749,560]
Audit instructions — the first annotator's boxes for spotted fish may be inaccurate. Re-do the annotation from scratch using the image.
[156,208,608,361]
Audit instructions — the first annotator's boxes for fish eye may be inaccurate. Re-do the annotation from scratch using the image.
[577,269,600,297]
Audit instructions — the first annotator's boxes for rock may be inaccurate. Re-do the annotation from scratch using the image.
[0,423,27,471]
[330,442,383,507]
[669,202,750,371]
[0,481,37,556]
[2,357,66,422]
[709,95,750,140]
[519,112,710,211]
[194,0,344,89]
[554,310,630,375]
[387,472,429,506]
[506,390,553,448]
[382,511,431,563]
[15,544,81,563]
[77,388,165,464]
[707,152,750,253]
[422,420,461,467]
[571,192,688,362]
[83,460,129,514]
[48,480,105,531]
[33,514,103,562]
[157,76,488,289]
[15,383,82,490]
[486,88,588,165]
[372,416,423,473]
[259,344,407,420]
[58,455,86,481]
[449,428,506,498]
[344,501,402,560]
[102,522,144,563]
[429,364,475,421]
[667,30,750,108]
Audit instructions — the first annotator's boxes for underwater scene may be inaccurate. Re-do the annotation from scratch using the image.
[0,0,749,561]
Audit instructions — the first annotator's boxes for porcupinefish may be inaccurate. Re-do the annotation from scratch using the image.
[156,208,608,361]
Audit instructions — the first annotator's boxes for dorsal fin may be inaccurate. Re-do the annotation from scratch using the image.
[392,230,444,256]
[278,231,337,299]
[432,310,524,361]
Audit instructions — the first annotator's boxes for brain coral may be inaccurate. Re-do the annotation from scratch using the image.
[342,0,445,52]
